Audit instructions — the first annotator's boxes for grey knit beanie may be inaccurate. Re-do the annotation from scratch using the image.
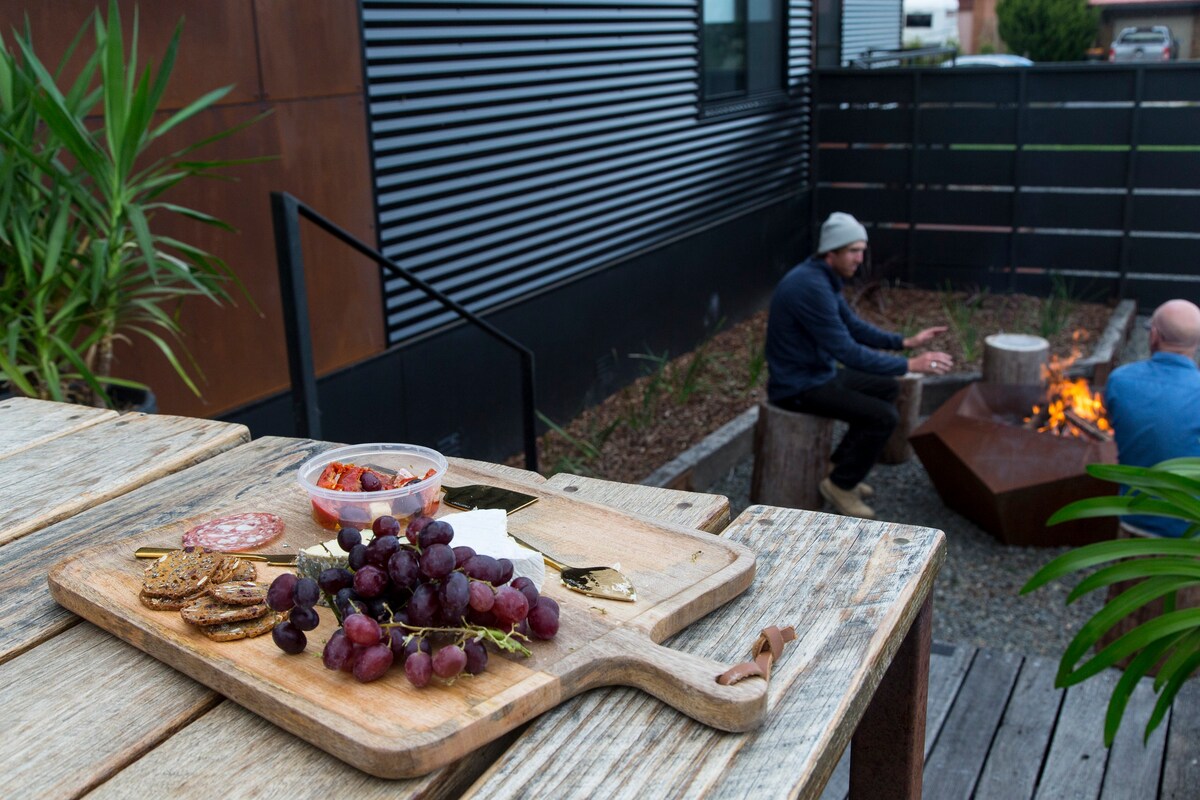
[818,212,868,254]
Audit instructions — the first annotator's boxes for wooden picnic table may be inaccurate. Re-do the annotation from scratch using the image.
[0,396,944,799]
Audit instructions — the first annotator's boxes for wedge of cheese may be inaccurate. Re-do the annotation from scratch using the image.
[295,531,376,584]
[439,509,545,590]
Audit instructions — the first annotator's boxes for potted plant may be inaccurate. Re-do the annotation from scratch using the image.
[0,1,260,408]
[1023,457,1200,745]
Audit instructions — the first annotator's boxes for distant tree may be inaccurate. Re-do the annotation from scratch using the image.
[996,0,1098,62]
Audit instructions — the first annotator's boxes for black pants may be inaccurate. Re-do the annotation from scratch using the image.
[775,369,899,490]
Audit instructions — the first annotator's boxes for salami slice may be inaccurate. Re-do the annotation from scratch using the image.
[182,513,284,552]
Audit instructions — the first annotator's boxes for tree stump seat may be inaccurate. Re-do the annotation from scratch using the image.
[751,375,924,510]
[750,402,835,510]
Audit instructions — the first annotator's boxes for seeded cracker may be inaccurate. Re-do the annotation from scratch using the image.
[207,581,270,606]
[228,559,257,582]
[142,548,223,598]
[200,610,287,642]
[140,588,206,611]
[180,595,270,626]
[210,555,244,584]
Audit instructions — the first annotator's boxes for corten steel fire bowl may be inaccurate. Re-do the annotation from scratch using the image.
[910,382,1118,548]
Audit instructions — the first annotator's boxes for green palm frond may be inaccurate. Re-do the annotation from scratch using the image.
[1023,459,1200,745]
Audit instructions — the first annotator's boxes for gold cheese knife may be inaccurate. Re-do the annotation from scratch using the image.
[507,532,637,602]
[134,547,297,566]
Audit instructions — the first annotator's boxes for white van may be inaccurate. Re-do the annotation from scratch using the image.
[903,0,959,48]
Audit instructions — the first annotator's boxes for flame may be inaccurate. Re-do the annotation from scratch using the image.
[1023,330,1112,438]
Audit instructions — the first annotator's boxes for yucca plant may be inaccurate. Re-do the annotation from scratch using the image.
[0,1,260,406]
[1022,457,1200,745]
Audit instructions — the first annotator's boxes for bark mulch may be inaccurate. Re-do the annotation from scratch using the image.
[515,284,1114,484]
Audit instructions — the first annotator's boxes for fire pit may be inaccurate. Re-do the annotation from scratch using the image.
[910,382,1118,547]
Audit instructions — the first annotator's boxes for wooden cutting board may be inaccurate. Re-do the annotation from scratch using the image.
[48,458,761,779]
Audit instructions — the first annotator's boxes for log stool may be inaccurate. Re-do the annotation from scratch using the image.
[983,333,1049,385]
[750,402,834,510]
[881,372,923,465]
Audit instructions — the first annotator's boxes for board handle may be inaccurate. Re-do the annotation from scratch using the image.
[601,626,776,732]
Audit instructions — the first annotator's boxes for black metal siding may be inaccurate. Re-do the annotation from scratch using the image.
[362,0,812,344]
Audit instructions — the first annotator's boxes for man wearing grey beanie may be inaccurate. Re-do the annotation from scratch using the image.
[764,212,953,518]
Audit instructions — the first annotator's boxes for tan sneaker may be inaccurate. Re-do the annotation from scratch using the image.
[828,463,874,499]
[819,478,876,519]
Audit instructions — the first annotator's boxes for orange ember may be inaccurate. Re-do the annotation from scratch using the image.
[1024,331,1113,440]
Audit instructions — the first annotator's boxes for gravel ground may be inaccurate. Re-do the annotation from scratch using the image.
[710,318,1151,657]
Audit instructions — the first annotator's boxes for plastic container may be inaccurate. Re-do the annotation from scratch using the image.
[297,443,447,531]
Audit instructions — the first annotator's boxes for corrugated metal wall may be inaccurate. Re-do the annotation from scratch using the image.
[361,0,812,344]
[841,0,901,65]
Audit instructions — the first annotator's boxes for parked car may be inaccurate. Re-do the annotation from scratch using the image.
[940,54,1034,67]
[1109,26,1177,62]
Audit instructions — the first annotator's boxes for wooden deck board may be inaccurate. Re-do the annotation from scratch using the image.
[815,642,1196,800]
[819,640,975,800]
[974,654,1065,800]
[1035,671,1120,799]
[1101,677,1169,800]
[1161,678,1200,799]
[922,648,1023,798]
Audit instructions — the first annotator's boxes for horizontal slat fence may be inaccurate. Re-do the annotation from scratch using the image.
[813,63,1200,308]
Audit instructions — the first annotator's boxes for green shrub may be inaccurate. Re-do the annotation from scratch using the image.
[997,0,1098,62]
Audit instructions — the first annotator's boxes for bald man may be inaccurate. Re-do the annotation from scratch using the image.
[1103,299,1200,536]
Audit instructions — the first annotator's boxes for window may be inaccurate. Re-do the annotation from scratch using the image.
[905,13,933,28]
[702,0,784,112]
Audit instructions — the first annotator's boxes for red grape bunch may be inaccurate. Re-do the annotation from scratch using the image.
[268,514,560,686]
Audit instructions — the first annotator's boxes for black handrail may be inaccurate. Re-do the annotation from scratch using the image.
[269,191,539,472]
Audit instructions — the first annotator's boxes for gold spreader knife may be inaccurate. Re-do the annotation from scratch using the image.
[134,547,296,566]
[507,532,637,602]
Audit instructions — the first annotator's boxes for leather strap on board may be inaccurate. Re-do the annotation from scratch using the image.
[716,625,797,686]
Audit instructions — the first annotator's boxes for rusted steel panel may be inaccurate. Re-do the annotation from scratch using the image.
[255,0,364,101]
[910,383,1119,547]
[114,97,379,419]
[0,2,379,418]
[0,0,261,107]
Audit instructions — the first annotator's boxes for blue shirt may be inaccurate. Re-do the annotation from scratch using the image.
[766,256,907,402]
[1104,351,1200,537]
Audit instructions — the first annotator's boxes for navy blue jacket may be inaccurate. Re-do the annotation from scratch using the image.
[766,256,907,402]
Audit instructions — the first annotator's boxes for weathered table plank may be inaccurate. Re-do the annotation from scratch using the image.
[1161,677,1200,799]
[81,449,743,798]
[463,505,945,799]
[922,647,1023,798]
[0,397,116,459]
[0,411,249,547]
[453,457,548,485]
[0,435,306,666]
[974,654,1065,800]
[1034,670,1120,799]
[1100,677,1169,800]
[545,473,730,533]
[2,623,217,800]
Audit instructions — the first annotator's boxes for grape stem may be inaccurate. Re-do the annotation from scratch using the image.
[385,620,532,657]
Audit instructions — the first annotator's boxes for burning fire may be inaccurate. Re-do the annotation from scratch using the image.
[1024,331,1113,440]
